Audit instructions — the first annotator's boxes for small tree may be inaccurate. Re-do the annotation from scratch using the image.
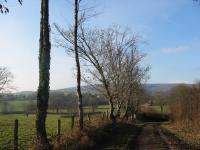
[0,67,14,95]
[55,25,150,122]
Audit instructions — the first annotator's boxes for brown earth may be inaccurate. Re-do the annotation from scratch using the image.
[134,123,169,150]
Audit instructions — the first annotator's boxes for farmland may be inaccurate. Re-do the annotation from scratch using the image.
[141,104,169,114]
[0,114,72,149]
[0,100,33,112]
[0,100,109,113]
[0,103,109,149]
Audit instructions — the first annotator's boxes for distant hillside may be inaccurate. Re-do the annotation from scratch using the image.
[54,84,182,94]
[14,91,35,96]
[51,85,99,94]
[14,83,187,96]
[143,83,182,93]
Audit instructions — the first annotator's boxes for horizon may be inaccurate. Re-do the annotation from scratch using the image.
[15,82,193,92]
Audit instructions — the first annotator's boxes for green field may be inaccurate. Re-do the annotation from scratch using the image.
[84,105,110,113]
[141,104,169,114]
[0,114,72,149]
[0,102,109,149]
[0,100,109,113]
[150,105,169,113]
[0,100,33,112]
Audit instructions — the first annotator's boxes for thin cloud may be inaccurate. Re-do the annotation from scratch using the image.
[167,80,190,84]
[161,46,189,54]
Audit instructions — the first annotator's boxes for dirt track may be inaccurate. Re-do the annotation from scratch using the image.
[98,122,194,150]
[134,123,169,150]
[99,123,170,150]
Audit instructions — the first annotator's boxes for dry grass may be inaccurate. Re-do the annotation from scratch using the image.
[55,117,111,150]
[163,122,200,147]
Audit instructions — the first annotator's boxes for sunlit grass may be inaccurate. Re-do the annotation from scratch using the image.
[0,114,72,149]
[162,122,200,147]
[0,100,109,113]
[141,104,169,114]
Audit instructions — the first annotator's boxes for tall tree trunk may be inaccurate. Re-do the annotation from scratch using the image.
[74,0,83,130]
[36,0,51,149]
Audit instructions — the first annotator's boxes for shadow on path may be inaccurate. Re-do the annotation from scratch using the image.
[133,123,169,150]
[98,122,171,150]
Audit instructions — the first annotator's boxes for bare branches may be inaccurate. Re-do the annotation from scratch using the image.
[55,23,150,120]
[169,82,200,129]
[0,67,13,94]
[0,0,22,14]
[54,8,150,120]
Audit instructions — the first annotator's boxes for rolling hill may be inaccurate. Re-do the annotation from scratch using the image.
[14,83,187,96]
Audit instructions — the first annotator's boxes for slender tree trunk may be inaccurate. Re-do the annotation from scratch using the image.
[109,100,115,121]
[123,104,130,120]
[102,78,115,122]
[74,0,83,130]
[103,80,115,122]
[36,0,51,149]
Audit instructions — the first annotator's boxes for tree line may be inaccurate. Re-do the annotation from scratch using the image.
[0,92,107,113]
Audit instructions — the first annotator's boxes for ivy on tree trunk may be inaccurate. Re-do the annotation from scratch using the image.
[36,0,51,149]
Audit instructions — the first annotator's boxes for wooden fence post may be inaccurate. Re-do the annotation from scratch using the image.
[71,116,74,129]
[57,119,61,142]
[14,119,18,150]
[87,113,90,121]
[106,110,109,120]
[102,112,105,120]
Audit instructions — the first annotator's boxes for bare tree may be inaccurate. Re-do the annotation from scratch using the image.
[0,67,13,95]
[54,25,150,122]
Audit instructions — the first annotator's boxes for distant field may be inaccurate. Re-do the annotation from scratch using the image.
[0,100,109,113]
[0,100,35,112]
[0,114,72,149]
[141,104,169,114]
[84,105,110,113]
[150,105,169,113]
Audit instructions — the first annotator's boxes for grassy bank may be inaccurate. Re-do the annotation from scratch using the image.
[162,122,200,148]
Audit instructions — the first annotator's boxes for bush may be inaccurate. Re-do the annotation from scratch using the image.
[169,83,200,130]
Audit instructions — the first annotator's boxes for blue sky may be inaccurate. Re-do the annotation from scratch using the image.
[0,0,200,91]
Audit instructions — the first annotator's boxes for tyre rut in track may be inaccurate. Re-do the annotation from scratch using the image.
[133,123,169,150]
